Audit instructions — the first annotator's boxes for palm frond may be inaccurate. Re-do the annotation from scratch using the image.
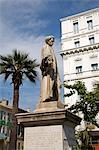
[0,50,39,85]
[4,71,12,82]
[25,72,36,83]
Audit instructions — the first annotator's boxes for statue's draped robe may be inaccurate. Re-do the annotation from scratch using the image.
[40,44,60,102]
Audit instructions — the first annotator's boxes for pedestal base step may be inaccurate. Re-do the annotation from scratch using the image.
[35,101,65,113]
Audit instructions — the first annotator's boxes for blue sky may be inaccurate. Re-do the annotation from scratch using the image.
[0,0,99,111]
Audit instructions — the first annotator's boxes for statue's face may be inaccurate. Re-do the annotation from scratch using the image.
[47,38,54,46]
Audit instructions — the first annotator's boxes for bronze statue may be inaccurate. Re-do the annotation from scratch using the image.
[40,35,60,102]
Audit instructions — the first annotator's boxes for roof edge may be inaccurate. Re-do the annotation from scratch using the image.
[60,7,99,22]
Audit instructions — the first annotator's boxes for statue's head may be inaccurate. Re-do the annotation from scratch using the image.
[45,35,55,46]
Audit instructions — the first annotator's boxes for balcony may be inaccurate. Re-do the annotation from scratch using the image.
[64,69,99,82]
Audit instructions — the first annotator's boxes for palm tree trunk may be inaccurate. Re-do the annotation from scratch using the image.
[9,83,19,150]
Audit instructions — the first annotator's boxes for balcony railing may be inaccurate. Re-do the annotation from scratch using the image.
[64,69,99,81]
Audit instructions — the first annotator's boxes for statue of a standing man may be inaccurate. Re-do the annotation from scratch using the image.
[40,35,60,102]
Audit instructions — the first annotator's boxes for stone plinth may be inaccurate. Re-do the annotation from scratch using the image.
[16,109,81,150]
[35,101,65,112]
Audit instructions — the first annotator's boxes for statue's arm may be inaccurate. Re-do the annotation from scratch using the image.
[46,55,53,65]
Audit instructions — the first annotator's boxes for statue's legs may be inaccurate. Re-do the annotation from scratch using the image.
[41,75,54,102]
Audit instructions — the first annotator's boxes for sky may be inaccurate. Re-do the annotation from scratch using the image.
[0,0,99,111]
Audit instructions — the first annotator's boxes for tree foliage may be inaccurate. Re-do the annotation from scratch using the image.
[63,81,99,127]
[0,50,39,150]
[0,50,39,85]
[76,128,93,150]
[62,81,99,149]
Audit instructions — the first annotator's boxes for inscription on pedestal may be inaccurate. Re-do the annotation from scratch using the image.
[24,125,63,150]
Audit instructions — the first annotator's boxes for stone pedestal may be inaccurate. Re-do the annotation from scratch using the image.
[16,106,81,150]
[35,101,65,112]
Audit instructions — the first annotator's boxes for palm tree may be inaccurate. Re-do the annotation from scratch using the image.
[0,50,39,150]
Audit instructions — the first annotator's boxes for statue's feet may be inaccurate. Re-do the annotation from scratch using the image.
[44,97,57,102]
[44,98,51,102]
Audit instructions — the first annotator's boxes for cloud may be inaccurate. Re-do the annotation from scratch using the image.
[0,0,63,111]
[0,0,47,110]
[0,0,53,60]
[3,0,99,110]
[0,21,62,110]
[0,19,61,63]
[0,31,40,62]
[0,11,45,62]
[0,2,62,72]
[0,0,48,31]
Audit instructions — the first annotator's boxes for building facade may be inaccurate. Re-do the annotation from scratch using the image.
[60,8,99,108]
[0,99,24,150]
[0,100,12,150]
[60,7,99,149]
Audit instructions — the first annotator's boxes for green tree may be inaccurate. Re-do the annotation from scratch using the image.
[62,81,99,149]
[0,50,39,150]
[76,128,93,150]
[63,81,99,127]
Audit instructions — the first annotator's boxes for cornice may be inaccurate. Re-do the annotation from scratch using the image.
[16,109,81,127]
[60,7,99,22]
[0,104,12,111]
[60,44,99,56]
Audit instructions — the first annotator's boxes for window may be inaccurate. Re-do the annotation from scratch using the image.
[22,145,23,150]
[8,113,11,121]
[76,66,82,73]
[87,20,93,30]
[91,63,98,71]
[2,127,5,134]
[18,142,20,150]
[74,41,80,48]
[73,22,79,33]
[0,111,3,119]
[89,36,95,45]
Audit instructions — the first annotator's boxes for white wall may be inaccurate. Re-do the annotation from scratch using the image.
[61,8,99,51]
[60,8,99,108]
[63,49,99,107]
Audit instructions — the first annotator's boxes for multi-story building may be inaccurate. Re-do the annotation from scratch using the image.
[60,7,99,108]
[0,99,26,150]
[0,99,12,150]
[60,7,99,149]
